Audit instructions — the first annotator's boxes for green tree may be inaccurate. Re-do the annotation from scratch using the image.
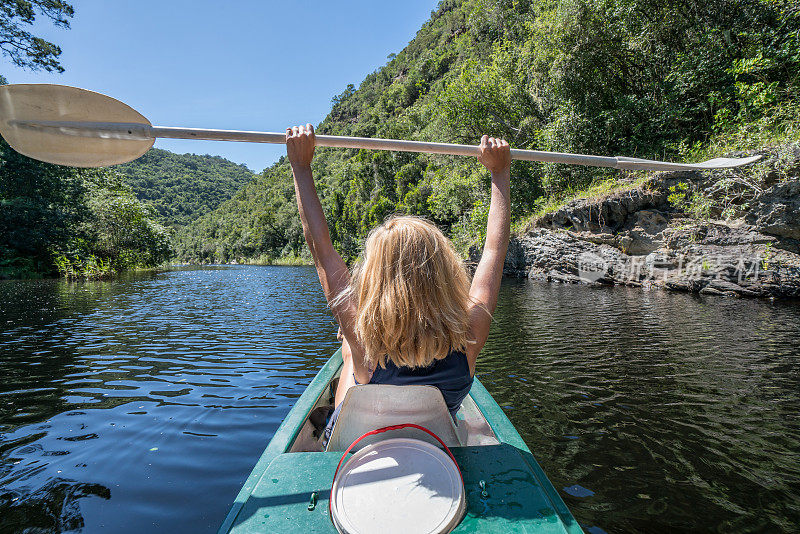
[0,0,74,73]
[1,138,173,278]
[116,148,257,227]
[0,137,87,275]
[174,0,800,264]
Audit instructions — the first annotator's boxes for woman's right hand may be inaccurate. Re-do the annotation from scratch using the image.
[286,124,316,169]
[477,135,511,175]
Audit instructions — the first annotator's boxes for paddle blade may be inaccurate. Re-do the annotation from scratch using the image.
[691,155,763,168]
[616,154,762,171]
[0,84,154,167]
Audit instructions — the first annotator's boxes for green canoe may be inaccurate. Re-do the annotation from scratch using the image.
[218,349,584,533]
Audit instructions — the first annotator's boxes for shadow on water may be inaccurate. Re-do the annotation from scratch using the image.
[0,279,112,429]
[0,277,151,533]
[0,266,340,533]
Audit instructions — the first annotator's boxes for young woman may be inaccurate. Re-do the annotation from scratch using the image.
[285,124,510,436]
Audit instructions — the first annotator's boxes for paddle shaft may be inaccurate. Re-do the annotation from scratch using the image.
[12,119,759,171]
[15,120,626,168]
[155,126,622,168]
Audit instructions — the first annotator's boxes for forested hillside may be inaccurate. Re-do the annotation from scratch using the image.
[0,141,254,278]
[0,138,171,279]
[116,149,256,227]
[176,0,799,265]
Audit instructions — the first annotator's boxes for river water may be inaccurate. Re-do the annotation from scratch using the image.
[0,266,798,533]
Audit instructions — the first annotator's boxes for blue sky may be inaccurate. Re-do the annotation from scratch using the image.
[3,0,439,172]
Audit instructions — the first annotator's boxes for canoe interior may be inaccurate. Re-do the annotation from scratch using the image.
[218,350,584,534]
[288,366,500,453]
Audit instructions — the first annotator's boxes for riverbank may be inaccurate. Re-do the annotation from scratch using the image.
[238,254,312,266]
[480,143,800,299]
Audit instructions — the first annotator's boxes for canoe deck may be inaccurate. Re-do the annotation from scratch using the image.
[218,350,584,534]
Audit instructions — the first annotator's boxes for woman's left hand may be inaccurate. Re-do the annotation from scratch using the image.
[477,135,511,175]
[286,124,315,169]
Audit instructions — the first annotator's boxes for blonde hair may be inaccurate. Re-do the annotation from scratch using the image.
[343,215,472,369]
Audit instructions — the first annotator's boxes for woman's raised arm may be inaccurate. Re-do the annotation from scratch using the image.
[287,125,370,383]
[287,124,349,302]
[466,135,511,372]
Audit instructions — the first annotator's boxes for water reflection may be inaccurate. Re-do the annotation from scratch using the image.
[1,478,110,532]
[0,269,798,533]
[479,280,800,533]
[0,266,339,533]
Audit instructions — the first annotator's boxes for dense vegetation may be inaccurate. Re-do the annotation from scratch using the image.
[0,3,178,279]
[176,0,799,264]
[0,122,255,278]
[0,138,171,279]
[1,132,256,277]
[116,149,256,227]
[3,0,798,271]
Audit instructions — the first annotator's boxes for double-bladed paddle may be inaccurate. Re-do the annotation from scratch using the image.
[0,84,762,170]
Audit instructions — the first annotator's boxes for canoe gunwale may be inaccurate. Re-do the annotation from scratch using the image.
[468,383,580,530]
[216,349,344,534]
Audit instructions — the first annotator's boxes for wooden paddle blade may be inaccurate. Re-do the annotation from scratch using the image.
[0,84,154,167]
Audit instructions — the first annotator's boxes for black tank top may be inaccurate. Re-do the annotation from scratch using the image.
[368,349,473,418]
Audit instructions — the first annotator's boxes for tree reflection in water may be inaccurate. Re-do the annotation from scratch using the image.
[1,478,110,533]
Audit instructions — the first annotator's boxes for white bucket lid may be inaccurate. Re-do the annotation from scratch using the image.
[331,437,465,534]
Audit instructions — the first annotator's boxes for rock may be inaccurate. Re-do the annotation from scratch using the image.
[665,280,690,292]
[479,143,800,300]
[739,287,762,298]
[570,231,617,246]
[699,286,737,297]
[700,222,776,246]
[620,228,659,255]
[746,180,800,240]
[547,271,584,284]
[533,184,669,233]
[707,279,745,293]
[501,239,528,276]
[632,210,669,233]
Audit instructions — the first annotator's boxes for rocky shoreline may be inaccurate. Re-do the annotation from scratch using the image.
[480,144,800,299]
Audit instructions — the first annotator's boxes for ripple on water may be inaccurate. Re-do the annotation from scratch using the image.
[479,280,800,533]
[2,269,799,533]
[1,266,339,533]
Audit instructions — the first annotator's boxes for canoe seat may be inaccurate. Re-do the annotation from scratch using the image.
[325,384,466,452]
